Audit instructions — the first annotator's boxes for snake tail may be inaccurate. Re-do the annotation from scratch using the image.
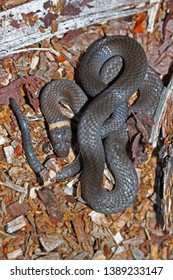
[9,97,44,174]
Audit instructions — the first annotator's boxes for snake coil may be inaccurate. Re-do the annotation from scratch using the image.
[10,36,163,214]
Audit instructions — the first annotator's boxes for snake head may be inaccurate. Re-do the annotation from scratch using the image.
[49,126,72,158]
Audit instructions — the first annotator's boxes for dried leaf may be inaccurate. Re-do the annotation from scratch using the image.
[131,133,148,164]
[14,144,23,157]
[0,76,44,108]
[59,30,83,44]
[127,113,154,164]
[133,12,147,34]
[24,76,44,111]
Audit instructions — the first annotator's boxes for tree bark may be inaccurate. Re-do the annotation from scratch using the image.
[0,0,161,58]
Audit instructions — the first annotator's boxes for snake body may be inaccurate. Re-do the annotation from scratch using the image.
[9,97,44,174]
[10,36,163,214]
[40,79,87,158]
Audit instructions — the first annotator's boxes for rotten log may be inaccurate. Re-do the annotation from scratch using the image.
[0,0,162,59]
[149,74,173,233]
[150,75,173,148]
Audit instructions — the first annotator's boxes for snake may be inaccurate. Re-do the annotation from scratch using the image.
[9,35,163,214]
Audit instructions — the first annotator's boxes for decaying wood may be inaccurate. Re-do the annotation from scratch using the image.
[6,248,23,260]
[149,74,173,233]
[5,215,27,234]
[147,0,162,32]
[0,0,162,59]
[0,174,26,193]
[150,75,173,148]
[39,234,64,252]
[163,145,173,233]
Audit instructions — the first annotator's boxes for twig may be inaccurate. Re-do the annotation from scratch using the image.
[0,47,60,59]
[129,104,149,141]
[0,181,26,193]
[147,0,162,33]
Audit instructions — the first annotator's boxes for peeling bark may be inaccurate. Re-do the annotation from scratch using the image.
[0,0,162,58]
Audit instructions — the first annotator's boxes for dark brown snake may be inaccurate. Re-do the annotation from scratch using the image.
[10,36,163,214]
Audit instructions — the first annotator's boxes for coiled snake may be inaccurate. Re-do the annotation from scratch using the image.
[10,36,163,214]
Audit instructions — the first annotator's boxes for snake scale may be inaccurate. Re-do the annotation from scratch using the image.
[10,35,163,214]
